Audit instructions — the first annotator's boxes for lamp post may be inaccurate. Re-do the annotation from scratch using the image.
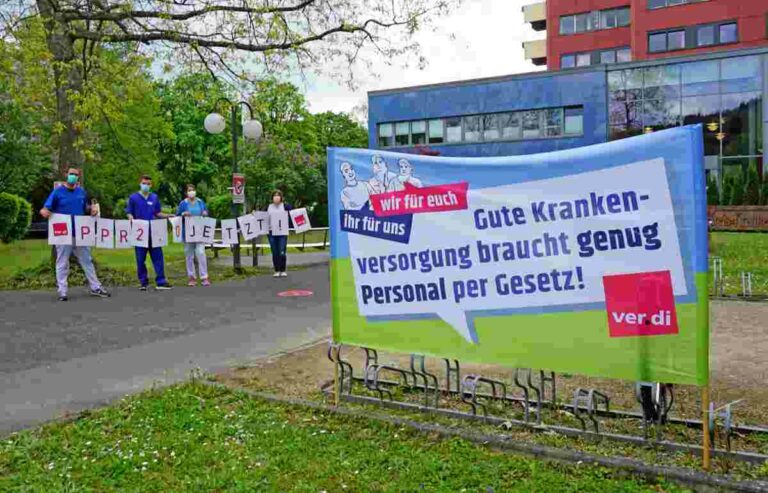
[204,98,263,272]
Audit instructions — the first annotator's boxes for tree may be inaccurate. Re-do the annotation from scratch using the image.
[706,174,720,206]
[730,172,745,206]
[744,166,760,206]
[1,0,455,173]
[311,111,368,152]
[761,174,768,206]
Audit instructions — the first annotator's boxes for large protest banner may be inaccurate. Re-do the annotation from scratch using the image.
[328,125,708,385]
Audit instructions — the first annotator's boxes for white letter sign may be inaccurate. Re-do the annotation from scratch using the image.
[169,216,183,243]
[48,213,73,246]
[96,218,115,249]
[269,211,290,236]
[185,217,204,243]
[130,219,149,248]
[150,219,168,248]
[201,217,217,244]
[289,208,312,234]
[220,219,239,245]
[74,216,96,247]
[115,220,132,249]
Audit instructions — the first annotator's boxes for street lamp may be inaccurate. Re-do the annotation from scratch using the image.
[204,98,262,272]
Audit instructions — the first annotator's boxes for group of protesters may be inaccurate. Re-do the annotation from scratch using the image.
[40,168,292,301]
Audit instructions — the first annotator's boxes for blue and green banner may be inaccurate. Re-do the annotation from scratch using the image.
[328,125,708,385]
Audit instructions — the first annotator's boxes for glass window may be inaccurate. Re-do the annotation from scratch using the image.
[445,117,462,143]
[560,15,575,35]
[574,13,588,33]
[643,99,681,132]
[648,32,667,53]
[482,114,500,141]
[463,115,481,142]
[616,7,630,27]
[562,55,576,69]
[643,65,680,100]
[564,106,584,135]
[600,50,616,65]
[395,122,410,146]
[648,0,666,9]
[626,68,644,100]
[378,123,393,147]
[411,120,426,145]
[697,25,715,46]
[576,53,591,67]
[608,70,628,101]
[682,60,719,96]
[522,110,541,138]
[617,48,632,63]
[545,108,563,137]
[667,30,685,50]
[682,94,721,155]
[600,9,616,29]
[721,56,761,93]
[501,113,521,139]
[719,23,738,44]
[587,11,600,31]
[428,119,444,144]
[609,100,641,127]
[720,92,762,157]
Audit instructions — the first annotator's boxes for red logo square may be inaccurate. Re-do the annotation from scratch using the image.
[53,222,69,237]
[603,270,678,338]
[294,214,306,226]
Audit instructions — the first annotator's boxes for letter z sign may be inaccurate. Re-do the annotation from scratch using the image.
[603,270,679,337]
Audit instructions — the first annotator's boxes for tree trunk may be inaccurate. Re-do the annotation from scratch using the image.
[37,0,84,175]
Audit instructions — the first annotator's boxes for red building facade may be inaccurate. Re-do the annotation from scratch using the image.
[543,0,768,70]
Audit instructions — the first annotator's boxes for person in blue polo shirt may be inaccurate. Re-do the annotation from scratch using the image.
[126,175,174,291]
[40,167,111,301]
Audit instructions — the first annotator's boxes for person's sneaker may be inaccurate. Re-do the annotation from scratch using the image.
[273,272,280,278]
[201,279,211,287]
[188,277,197,287]
[139,285,148,291]
[58,295,68,302]
[90,287,111,298]
[280,272,288,277]
[155,284,173,291]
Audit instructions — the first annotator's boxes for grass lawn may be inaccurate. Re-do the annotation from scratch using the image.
[709,232,768,295]
[0,382,686,492]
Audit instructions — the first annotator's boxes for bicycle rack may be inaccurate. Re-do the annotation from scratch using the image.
[712,257,724,296]
[443,359,461,394]
[741,272,753,298]
[327,343,354,394]
[573,388,610,434]
[461,374,508,417]
[409,354,440,408]
[710,400,740,452]
[635,382,674,440]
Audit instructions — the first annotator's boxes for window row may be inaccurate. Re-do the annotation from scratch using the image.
[377,107,584,148]
[562,47,631,69]
[648,22,737,53]
[648,0,706,9]
[608,55,762,102]
[559,7,630,35]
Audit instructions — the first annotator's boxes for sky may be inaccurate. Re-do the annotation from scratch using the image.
[297,0,545,118]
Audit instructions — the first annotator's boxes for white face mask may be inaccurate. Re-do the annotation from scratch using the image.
[187,190,196,199]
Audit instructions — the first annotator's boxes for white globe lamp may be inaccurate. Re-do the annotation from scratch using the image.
[242,120,263,142]
[204,113,226,134]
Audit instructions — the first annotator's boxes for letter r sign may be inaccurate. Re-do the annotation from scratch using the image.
[603,270,679,337]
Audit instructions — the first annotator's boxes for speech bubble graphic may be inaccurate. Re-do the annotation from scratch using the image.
[347,159,688,344]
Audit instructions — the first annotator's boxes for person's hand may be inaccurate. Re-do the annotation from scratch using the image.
[182,211,191,217]
[40,208,51,219]
[202,211,208,216]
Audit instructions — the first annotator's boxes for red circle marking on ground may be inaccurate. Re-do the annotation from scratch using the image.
[277,289,314,297]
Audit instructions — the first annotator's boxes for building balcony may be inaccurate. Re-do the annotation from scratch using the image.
[523,39,547,66]
[522,1,547,31]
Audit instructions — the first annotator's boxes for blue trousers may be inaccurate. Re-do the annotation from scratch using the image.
[134,246,166,286]
[267,234,288,272]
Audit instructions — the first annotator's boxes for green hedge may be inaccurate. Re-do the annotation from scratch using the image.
[0,193,32,243]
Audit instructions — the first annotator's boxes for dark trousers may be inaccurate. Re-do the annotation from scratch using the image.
[134,246,167,286]
[268,234,288,272]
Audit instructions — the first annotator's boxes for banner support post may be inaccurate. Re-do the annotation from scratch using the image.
[702,385,711,471]
[333,362,340,407]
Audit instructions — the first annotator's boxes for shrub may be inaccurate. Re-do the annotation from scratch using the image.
[4,196,32,242]
[706,175,720,206]
[730,172,745,206]
[207,194,233,220]
[761,175,768,206]
[113,198,128,219]
[744,166,760,205]
[0,193,21,240]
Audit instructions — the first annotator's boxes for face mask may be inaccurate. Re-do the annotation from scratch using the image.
[187,191,196,199]
[67,174,78,185]
[140,183,151,193]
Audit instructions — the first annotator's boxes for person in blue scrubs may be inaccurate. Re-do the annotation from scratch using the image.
[40,167,111,301]
[126,175,174,291]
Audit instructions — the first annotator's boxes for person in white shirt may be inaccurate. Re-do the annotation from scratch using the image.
[397,158,423,188]
[340,162,370,210]
[367,154,403,194]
